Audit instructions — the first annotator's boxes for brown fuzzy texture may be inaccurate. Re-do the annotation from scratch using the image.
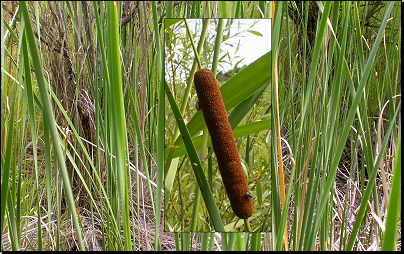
[194,68,253,219]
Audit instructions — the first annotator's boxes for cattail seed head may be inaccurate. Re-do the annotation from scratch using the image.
[194,68,253,219]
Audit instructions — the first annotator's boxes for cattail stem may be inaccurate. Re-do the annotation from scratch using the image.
[244,219,252,232]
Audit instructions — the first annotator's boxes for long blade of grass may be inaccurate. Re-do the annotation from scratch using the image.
[165,79,225,232]
[1,66,18,251]
[269,1,284,248]
[273,1,288,249]
[105,2,131,250]
[152,1,165,250]
[19,1,85,250]
[0,71,14,247]
[21,24,42,251]
[381,128,401,251]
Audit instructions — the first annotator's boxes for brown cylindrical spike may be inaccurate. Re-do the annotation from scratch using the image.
[194,68,253,219]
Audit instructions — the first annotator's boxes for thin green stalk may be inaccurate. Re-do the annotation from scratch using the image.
[16,62,26,250]
[184,18,202,70]
[270,1,283,248]
[200,232,209,250]
[235,232,244,250]
[1,33,16,252]
[7,193,19,250]
[221,232,228,250]
[227,232,237,251]
[178,19,209,127]
[218,2,229,18]
[166,1,174,18]
[381,128,401,251]
[250,232,261,251]
[105,2,132,249]
[181,232,190,250]
[190,185,201,231]
[22,28,41,251]
[244,219,252,232]
[275,156,296,251]
[152,1,165,250]
[208,232,215,250]
[3,64,19,251]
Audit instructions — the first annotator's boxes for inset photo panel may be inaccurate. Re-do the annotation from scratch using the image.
[164,18,271,232]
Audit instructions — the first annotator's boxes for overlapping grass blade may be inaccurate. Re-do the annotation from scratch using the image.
[165,79,225,232]
[105,2,131,249]
[19,2,85,250]
[152,1,165,249]
[382,128,401,251]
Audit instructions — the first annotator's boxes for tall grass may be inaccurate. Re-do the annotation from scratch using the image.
[1,1,401,251]
[2,1,163,250]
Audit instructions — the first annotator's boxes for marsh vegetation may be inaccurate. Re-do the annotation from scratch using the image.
[1,1,401,251]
